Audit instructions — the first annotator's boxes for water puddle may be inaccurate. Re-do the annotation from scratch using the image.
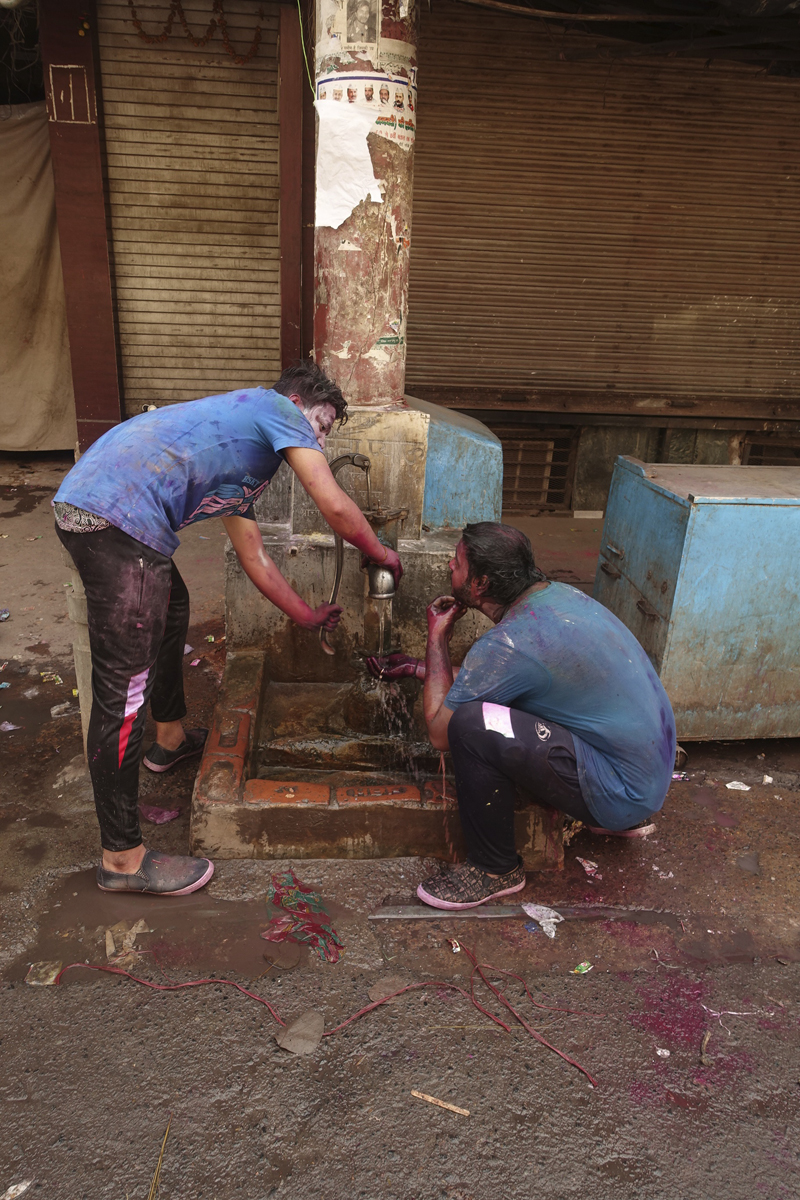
[4,869,308,983]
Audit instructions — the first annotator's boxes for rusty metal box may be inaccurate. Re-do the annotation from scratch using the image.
[593,456,800,740]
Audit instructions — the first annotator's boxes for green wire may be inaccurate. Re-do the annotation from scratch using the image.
[297,0,316,99]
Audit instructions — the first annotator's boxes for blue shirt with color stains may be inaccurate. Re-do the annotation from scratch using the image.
[54,388,322,556]
[446,582,676,828]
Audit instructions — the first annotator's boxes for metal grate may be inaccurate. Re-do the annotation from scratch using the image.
[484,424,574,512]
[744,440,800,467]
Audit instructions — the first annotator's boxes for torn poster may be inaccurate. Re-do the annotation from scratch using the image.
[315,97,383,229]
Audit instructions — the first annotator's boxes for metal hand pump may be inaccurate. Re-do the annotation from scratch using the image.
[320,452,371,655]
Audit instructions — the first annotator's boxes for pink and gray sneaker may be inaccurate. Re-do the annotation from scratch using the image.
[416,858,526,911]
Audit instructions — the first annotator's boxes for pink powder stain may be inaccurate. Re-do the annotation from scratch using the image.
[603,919,663,947]
[627,1080,663,1109]
[630,976,709,1048]
[691,1048,755,1088]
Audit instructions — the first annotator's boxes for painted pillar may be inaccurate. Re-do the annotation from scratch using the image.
[313,0,418,406]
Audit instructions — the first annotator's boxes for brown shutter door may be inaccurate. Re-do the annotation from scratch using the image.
[96,0,281,415]
[406,2,800,413]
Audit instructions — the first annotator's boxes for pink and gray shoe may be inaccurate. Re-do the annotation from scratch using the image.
[97,850,214,896]
[416,858,526,910]
[586,818,656,838]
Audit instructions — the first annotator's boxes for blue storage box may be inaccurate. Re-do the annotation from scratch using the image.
[593,456,800,740]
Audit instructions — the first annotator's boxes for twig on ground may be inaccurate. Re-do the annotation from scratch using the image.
[147,1115,172,1200]
[411,1090,470,1117]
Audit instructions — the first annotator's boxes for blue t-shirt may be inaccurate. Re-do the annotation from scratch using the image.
[446,582,676,829]
[54,388,322,556]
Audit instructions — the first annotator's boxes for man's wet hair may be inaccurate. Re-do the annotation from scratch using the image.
[461,522,547,606]
[274,361,348,425]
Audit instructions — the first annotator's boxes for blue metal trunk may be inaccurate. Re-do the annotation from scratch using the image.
[594,457,800,740]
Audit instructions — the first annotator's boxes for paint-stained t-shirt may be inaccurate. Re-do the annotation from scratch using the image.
[446,582,676,829]
[54,388,323,557]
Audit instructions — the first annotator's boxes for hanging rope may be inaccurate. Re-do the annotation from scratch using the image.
[126,0,262,65]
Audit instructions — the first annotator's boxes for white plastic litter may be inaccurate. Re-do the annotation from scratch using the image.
[762,774,773,784]
[655,1047,670,1058]
[521,902,564,939]
[725,781,751,791]
[1,1183,33,1200]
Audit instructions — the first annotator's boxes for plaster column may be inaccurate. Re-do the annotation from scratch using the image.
[313,0,418,405]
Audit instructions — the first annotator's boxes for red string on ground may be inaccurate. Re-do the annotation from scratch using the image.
[54,941,600,1086]
[460,945,600,1087]
[53,963,287,1026]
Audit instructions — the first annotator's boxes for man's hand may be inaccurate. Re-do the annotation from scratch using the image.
[361,546,403,589]
[299,603,343,633]
[427,595,466,642]
[223,514,326,630]
[365,653,423,681]
[285,447,404,583]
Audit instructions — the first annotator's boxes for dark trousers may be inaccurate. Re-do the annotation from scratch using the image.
[448,701,594,874]
[56,523,190,852]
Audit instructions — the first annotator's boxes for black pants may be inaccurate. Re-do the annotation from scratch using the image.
[448,701,594,874]
[56,523,189,852]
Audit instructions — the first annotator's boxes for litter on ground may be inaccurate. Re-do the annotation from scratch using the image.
[520,902,563,939]
[275,1010,324,1056]
[576,857,603,880]
[726,781,751,791]
[24,961,63,986]
[1,1182,33,1199]
[263,869,344,963]
[139,803,180,824]
[411,1090,470,1117]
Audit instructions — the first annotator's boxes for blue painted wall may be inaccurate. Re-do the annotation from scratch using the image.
[406,397,503,530]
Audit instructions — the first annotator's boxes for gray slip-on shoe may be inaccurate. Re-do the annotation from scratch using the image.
[97,849,214,896]
[142,728,208,773]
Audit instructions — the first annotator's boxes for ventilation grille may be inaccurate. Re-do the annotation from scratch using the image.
[484,425,574,512]
[744,441,800,466]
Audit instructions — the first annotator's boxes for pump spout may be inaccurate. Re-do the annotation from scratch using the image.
[320,453,371,655]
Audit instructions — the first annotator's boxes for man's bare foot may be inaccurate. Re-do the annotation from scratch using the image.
[102,843,147,875]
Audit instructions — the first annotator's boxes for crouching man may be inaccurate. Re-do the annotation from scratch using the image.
[367,522,675,910]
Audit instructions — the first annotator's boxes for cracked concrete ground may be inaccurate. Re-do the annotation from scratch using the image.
[1,453,799,1199]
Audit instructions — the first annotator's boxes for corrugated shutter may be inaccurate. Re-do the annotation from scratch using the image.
[406,2,800,406]
[96,0,281,415]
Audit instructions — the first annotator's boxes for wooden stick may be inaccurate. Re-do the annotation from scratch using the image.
[147,1115,172,1200]
[411,1090,470,1117]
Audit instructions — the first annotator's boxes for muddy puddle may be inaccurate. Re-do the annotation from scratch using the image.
[3,869,333,983]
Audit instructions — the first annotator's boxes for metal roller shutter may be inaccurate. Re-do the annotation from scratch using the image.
[96,0,281,415]
[406,2,800,410]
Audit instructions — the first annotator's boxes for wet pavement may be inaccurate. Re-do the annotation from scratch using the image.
[1,456,799,1198]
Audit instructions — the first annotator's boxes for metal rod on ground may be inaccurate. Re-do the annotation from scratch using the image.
[368,904,681,931]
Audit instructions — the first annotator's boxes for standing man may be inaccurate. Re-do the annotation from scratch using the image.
[367,522,674,910]
[54,362,401,897]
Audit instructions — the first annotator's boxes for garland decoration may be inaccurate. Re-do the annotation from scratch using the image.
[126,0,262,65]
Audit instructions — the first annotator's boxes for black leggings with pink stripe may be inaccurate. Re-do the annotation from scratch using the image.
[56,523,189,851]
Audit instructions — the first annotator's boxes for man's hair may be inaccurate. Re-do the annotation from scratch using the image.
[461,521,547,606]
[274,360,348,425]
